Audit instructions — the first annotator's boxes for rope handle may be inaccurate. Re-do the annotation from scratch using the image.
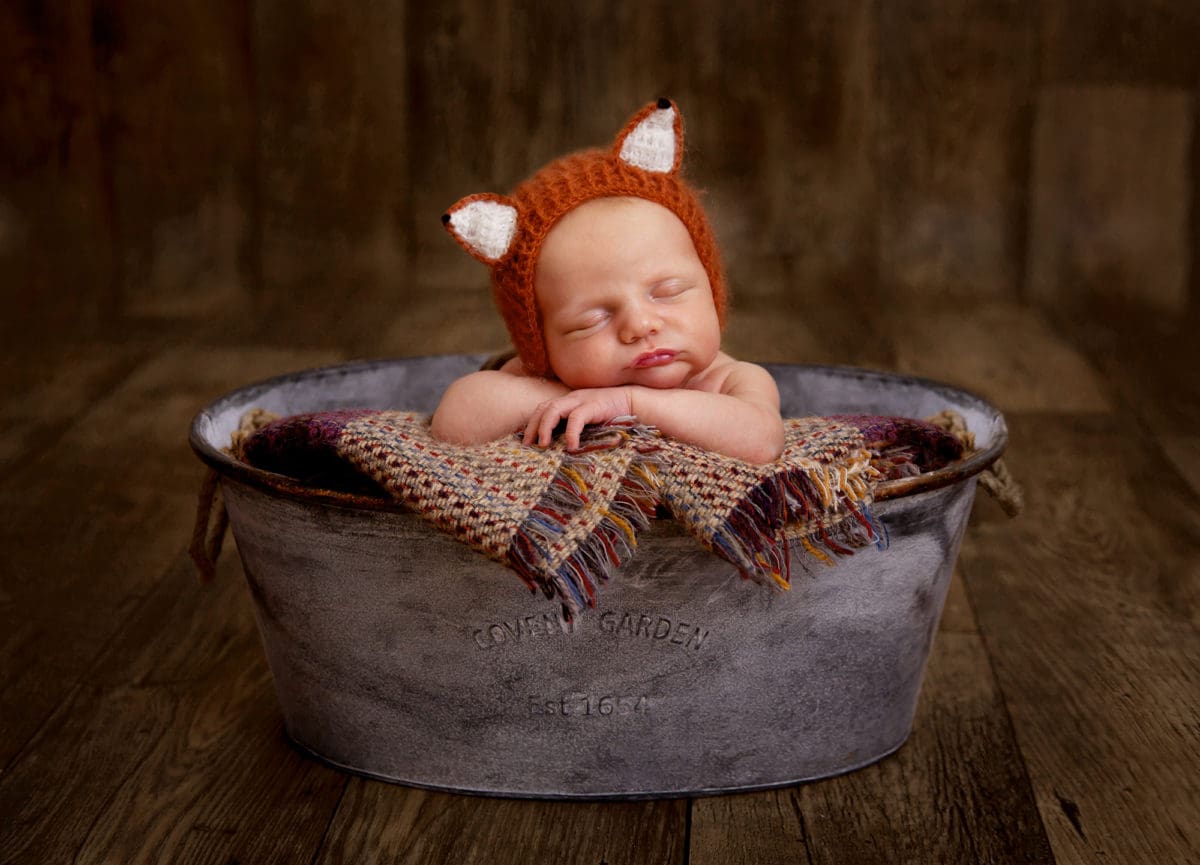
[926,409,1024,517]
[189,469,228,581]
[189,408,280,581]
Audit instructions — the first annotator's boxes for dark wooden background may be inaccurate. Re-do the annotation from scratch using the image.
[5,0,1198,344]
[2,2,1198,863]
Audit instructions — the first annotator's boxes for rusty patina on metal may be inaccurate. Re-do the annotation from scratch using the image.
[190,356,1007,799]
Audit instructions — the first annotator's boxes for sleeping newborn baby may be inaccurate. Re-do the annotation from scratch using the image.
[432,99,784,464]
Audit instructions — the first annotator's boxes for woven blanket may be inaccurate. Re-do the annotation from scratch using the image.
[241,411,962,617]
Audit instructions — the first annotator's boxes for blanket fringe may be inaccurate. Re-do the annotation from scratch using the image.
[705,455,886,590]
[216,409,968,614]
[507,421,661,619]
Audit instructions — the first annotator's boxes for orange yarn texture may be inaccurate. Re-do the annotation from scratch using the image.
[443,100,726,378]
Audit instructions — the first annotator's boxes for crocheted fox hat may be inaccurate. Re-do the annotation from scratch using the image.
[442,98,726,378]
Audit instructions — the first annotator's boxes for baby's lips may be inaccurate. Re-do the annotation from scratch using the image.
[631,349,678,369]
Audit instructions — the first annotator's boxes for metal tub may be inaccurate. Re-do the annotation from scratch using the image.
[189,355,1006,799]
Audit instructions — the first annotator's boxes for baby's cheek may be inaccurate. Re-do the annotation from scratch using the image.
[550,345,609,389]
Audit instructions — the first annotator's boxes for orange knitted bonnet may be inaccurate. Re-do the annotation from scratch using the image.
[442,99,726,378]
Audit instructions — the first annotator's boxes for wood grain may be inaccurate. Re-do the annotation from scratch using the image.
[890,301,1113,414]
[1054,308,1200,498]
[0,344,341,770]
[315,783,685,864]
[957,412,1200,864]
[0,475,189,770]
[0,553,348,865]
[0,340,147,471]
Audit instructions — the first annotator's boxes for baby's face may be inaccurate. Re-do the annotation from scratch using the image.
[534,198,721,389]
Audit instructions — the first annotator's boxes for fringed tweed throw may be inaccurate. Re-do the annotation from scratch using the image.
[242,411,962,617]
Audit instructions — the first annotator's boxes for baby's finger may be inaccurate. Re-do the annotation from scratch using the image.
[564,409,590,451]
[523,403,552,447]
[522,414,539,446]
[537,404,566,447]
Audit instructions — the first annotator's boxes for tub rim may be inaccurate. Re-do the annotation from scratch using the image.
[189,355,1007,511]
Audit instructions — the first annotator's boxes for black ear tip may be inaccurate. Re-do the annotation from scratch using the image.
[441,213,451,225]
[656,97,672,110]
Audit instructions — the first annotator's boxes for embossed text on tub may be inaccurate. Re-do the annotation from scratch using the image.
[598,610,710,651]
[529,692,652,717]
[473,610,576,650]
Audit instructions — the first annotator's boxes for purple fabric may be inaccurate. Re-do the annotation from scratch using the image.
[241,409,385,493]
[836,415,963,479]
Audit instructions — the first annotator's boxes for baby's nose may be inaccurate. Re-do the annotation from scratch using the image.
[619,306,662,343]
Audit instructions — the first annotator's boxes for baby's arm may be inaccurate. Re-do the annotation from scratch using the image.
[431,368,569,445]
[525,362,785,464]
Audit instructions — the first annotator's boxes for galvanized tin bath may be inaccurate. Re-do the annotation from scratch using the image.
[189,355,1006,799]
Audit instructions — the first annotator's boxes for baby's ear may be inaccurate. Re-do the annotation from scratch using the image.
[613,98,684,175]
[442,194,519,263]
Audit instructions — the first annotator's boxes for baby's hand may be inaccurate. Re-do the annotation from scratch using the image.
[523,387,635,451]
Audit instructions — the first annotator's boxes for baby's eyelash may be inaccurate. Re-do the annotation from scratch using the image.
[567,312,609,334]
[651,280,690,298]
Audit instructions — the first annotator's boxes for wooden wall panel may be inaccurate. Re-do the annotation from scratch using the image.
[1026,86,1192,315]
[0,0,116,336]
[101,1,257,319]
[254,0,409,322]
[405,0,531,289]
[706,2,877,314]
[4,0,1199,337]
[877,1,1034,302]
[1035,1,1200,317]
[1040,0,1200,86]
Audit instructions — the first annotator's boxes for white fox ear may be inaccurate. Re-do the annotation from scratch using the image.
[442,194,519,263]
[615,98,683,175]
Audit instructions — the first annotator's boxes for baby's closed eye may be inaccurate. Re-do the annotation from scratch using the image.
[650,279,691,300]
[565,311,610,335]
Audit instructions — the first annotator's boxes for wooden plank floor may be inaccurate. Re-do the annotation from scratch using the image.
[1,296,1197,864]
